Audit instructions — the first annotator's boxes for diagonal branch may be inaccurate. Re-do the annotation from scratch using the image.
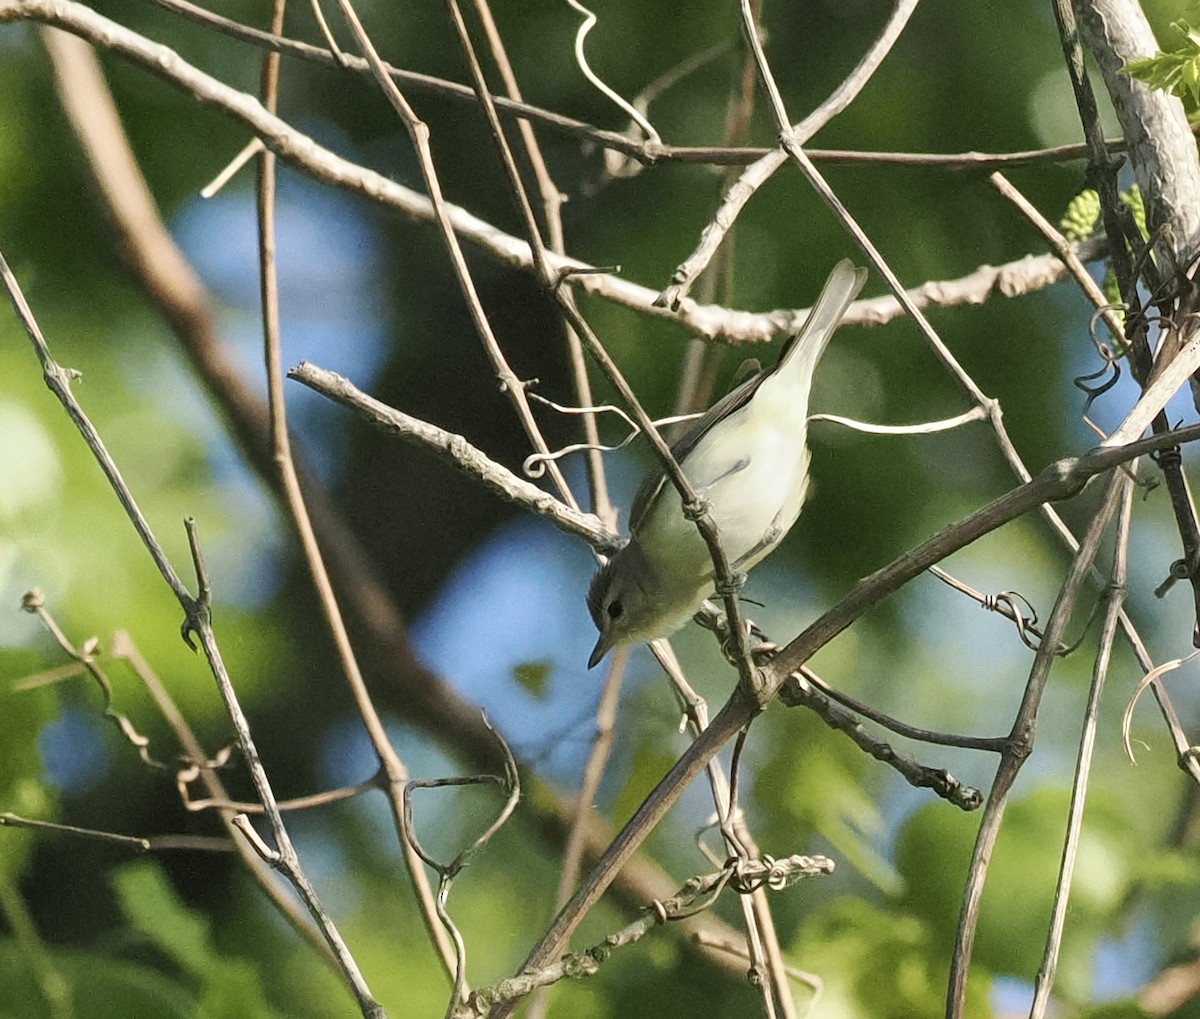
[659,0,919,311]
[487,422,1200,1019]
[288,362,614,547]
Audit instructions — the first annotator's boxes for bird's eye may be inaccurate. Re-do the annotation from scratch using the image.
[607,600,624,620]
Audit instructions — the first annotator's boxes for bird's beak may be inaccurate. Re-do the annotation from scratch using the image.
[588,631,614,670]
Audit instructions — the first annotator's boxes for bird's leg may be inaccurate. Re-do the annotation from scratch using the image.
[748,622,778,665]
[712,572,753,663]
[696,600,777,664]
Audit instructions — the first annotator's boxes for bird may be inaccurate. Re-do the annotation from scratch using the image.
[586,259,867,668]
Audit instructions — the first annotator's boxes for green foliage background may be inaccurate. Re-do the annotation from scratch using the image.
[3,1,1200,1017]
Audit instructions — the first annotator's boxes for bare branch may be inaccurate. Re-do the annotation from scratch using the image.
[1030,472,1136,1016]
[0,813,236,853]
[288,362,614,549]
[2,1,1100,348]
[459,858,833,1018]
[0,253,387,1019]
[660,0,919,310]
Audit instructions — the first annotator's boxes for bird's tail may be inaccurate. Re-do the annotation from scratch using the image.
[772,259,867,395]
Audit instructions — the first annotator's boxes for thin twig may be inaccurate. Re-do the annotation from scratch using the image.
[252,4,457,975]
[124,0,1190,176]
[491,423,1200,1019]
[4,0,1113,349]
[333,0,577,510]
[19,593,169,769]
[660,0,919,311]
[928,566,1058,655]
[946,475,1126,1018]
[465,0,613,524]
[1030,471,1135,1016]
[0,252,387,1019]
[181,776,380,814]
[528,649,627,1019]
[670,16,759,420]
[693,928,823,1015]
[108,629,335,959]
[650,641,790,1018]
[287,362,614,548]
[989,171,1128,345]
[777,675,986,810]
[0,813,235,853]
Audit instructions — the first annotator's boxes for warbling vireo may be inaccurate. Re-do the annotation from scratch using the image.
[586,259,866,668]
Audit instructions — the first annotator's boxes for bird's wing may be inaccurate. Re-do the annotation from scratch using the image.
[627,259,865,534]
[627,367,769,532]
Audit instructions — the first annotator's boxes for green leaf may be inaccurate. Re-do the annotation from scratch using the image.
[111,861,217,980]
[614,740,679,827]
[111,861,282,1018]
[0,944,198,1019]
[789,898,994,1018]
[1122,21,1200,104]
[512,660,553,698]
